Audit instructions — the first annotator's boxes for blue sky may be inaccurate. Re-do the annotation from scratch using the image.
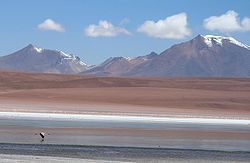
[0,0,250,64]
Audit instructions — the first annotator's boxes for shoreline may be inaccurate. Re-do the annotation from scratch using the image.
[1,111,250,125]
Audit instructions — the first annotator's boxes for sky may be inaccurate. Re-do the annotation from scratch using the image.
[0,0,250,64]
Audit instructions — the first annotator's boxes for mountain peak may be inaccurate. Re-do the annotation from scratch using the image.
[148,51,158,57]
[25,44,43,53]
[26,44,35,48]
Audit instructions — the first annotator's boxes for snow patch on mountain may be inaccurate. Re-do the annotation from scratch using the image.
[124,56,133,61]
[56,50,88,66]
[59,51,72,58]
[201,35,250,50]
[34,47,43,53]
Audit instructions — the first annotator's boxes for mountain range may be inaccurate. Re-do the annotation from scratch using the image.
[1,35,250,77]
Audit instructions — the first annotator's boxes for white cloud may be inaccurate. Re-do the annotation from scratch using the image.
[137,13,191,39]
[120,18,130,25]
[203,10,250,33]
[38,19,65,32]
[85,20,131,37]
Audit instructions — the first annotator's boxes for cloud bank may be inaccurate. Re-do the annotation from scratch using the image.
[137,13,191,39]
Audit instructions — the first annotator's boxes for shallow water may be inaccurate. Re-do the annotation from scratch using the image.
[0,116,250,151]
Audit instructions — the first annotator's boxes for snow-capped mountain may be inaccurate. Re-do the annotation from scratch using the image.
[0,44,88,74]
[83,35,250,77]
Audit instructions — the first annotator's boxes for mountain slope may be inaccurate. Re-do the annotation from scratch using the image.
[83,35,250,77]
[0,44,88,74]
